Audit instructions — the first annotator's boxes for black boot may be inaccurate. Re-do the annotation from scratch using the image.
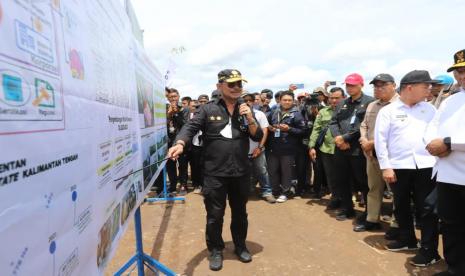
[209,249,223,271]
[234,247,252,263]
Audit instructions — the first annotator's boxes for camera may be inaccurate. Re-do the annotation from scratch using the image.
[303,93,320,106]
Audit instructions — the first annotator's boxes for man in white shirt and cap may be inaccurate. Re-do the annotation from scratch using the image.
[375,70,440,267]
[425,49,465,276]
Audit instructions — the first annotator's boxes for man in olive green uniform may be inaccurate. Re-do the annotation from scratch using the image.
[308,87,346,208]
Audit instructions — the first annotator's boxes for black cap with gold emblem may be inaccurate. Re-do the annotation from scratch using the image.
[218,69,248,83]
[447,49,465,72]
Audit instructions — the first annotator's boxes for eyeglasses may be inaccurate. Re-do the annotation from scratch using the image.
[244,98,254,103]
[226,81,243,89]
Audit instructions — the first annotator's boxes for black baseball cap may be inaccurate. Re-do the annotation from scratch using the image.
[198,94,209,101]
[211,89,220,99]
[400,70,438,85]
[369,73,395,84]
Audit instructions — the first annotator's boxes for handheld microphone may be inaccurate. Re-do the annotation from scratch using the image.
[236,97,249,127]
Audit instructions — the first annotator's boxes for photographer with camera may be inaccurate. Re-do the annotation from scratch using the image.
[295,91,320,195]
[313,86,330,107]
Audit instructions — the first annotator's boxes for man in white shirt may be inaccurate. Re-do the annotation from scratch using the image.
[425,49,465,276]
[242,92,274,203]
[374,70,440,267]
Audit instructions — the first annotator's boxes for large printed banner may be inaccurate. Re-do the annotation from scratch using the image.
[0,1,168,275]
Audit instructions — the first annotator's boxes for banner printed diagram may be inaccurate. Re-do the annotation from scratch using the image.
[0,0,168,275]
[0,0,64,134]
[0,147,97,276]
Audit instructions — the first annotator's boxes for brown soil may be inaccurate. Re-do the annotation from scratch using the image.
[105,192,446,276]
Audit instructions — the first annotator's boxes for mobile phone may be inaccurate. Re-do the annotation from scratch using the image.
[329,81,336,85]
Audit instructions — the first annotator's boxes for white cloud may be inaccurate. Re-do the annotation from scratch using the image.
[131,0,461,98]
[325,38,401,60]
[255,58,288,76]
[186,31,265,66]
[388,59,448,77]
[248,65,332,91]
[359,58,450,83]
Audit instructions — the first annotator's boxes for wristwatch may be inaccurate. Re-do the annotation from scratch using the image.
[248,119,257,126]
[258,145,265,151]
[443,137,451,150]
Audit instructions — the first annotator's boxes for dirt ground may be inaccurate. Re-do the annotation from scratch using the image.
[105,190,446,276]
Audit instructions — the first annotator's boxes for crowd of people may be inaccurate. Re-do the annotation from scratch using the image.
[155,50,464,274]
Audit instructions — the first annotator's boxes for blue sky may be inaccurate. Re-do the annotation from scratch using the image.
[132,0,464,98]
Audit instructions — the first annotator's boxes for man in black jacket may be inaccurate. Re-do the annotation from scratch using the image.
[329,73,374,220]
[168,69,263,271]
[267,90,308,203]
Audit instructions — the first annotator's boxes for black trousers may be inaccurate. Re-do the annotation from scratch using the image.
[166,154,188,192]
[333,152,368,212]
[320,151,338,200]
[438,181,465,274]
[392,168,438,254]
[188,145,203,188]
[312,149,328,196]
[203,174,249,251]
[267,152,297,196]
[295,144,311,194]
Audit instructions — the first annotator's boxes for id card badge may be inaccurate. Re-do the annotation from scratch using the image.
[274,128,281,137]
[350,115,356,125]
[350,109,357,125]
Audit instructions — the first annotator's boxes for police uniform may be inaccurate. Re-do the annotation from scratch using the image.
[175,70,263,257]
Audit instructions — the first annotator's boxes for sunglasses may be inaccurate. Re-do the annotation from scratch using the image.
[226,81,243,89]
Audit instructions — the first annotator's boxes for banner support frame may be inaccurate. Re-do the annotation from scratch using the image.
[114,166,179,276]
[113,207,177,276]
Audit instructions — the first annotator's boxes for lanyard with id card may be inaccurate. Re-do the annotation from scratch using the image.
[274,112,283,137]
[350,109,357,125]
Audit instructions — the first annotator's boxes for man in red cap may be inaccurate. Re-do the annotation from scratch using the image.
[329,73,374,220]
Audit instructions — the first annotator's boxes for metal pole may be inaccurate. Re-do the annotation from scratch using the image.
[163,165,168,197]
[134,207,145,276]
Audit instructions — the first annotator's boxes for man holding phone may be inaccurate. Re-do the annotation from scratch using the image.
[166,88,189,195]
[266,90,308,203]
